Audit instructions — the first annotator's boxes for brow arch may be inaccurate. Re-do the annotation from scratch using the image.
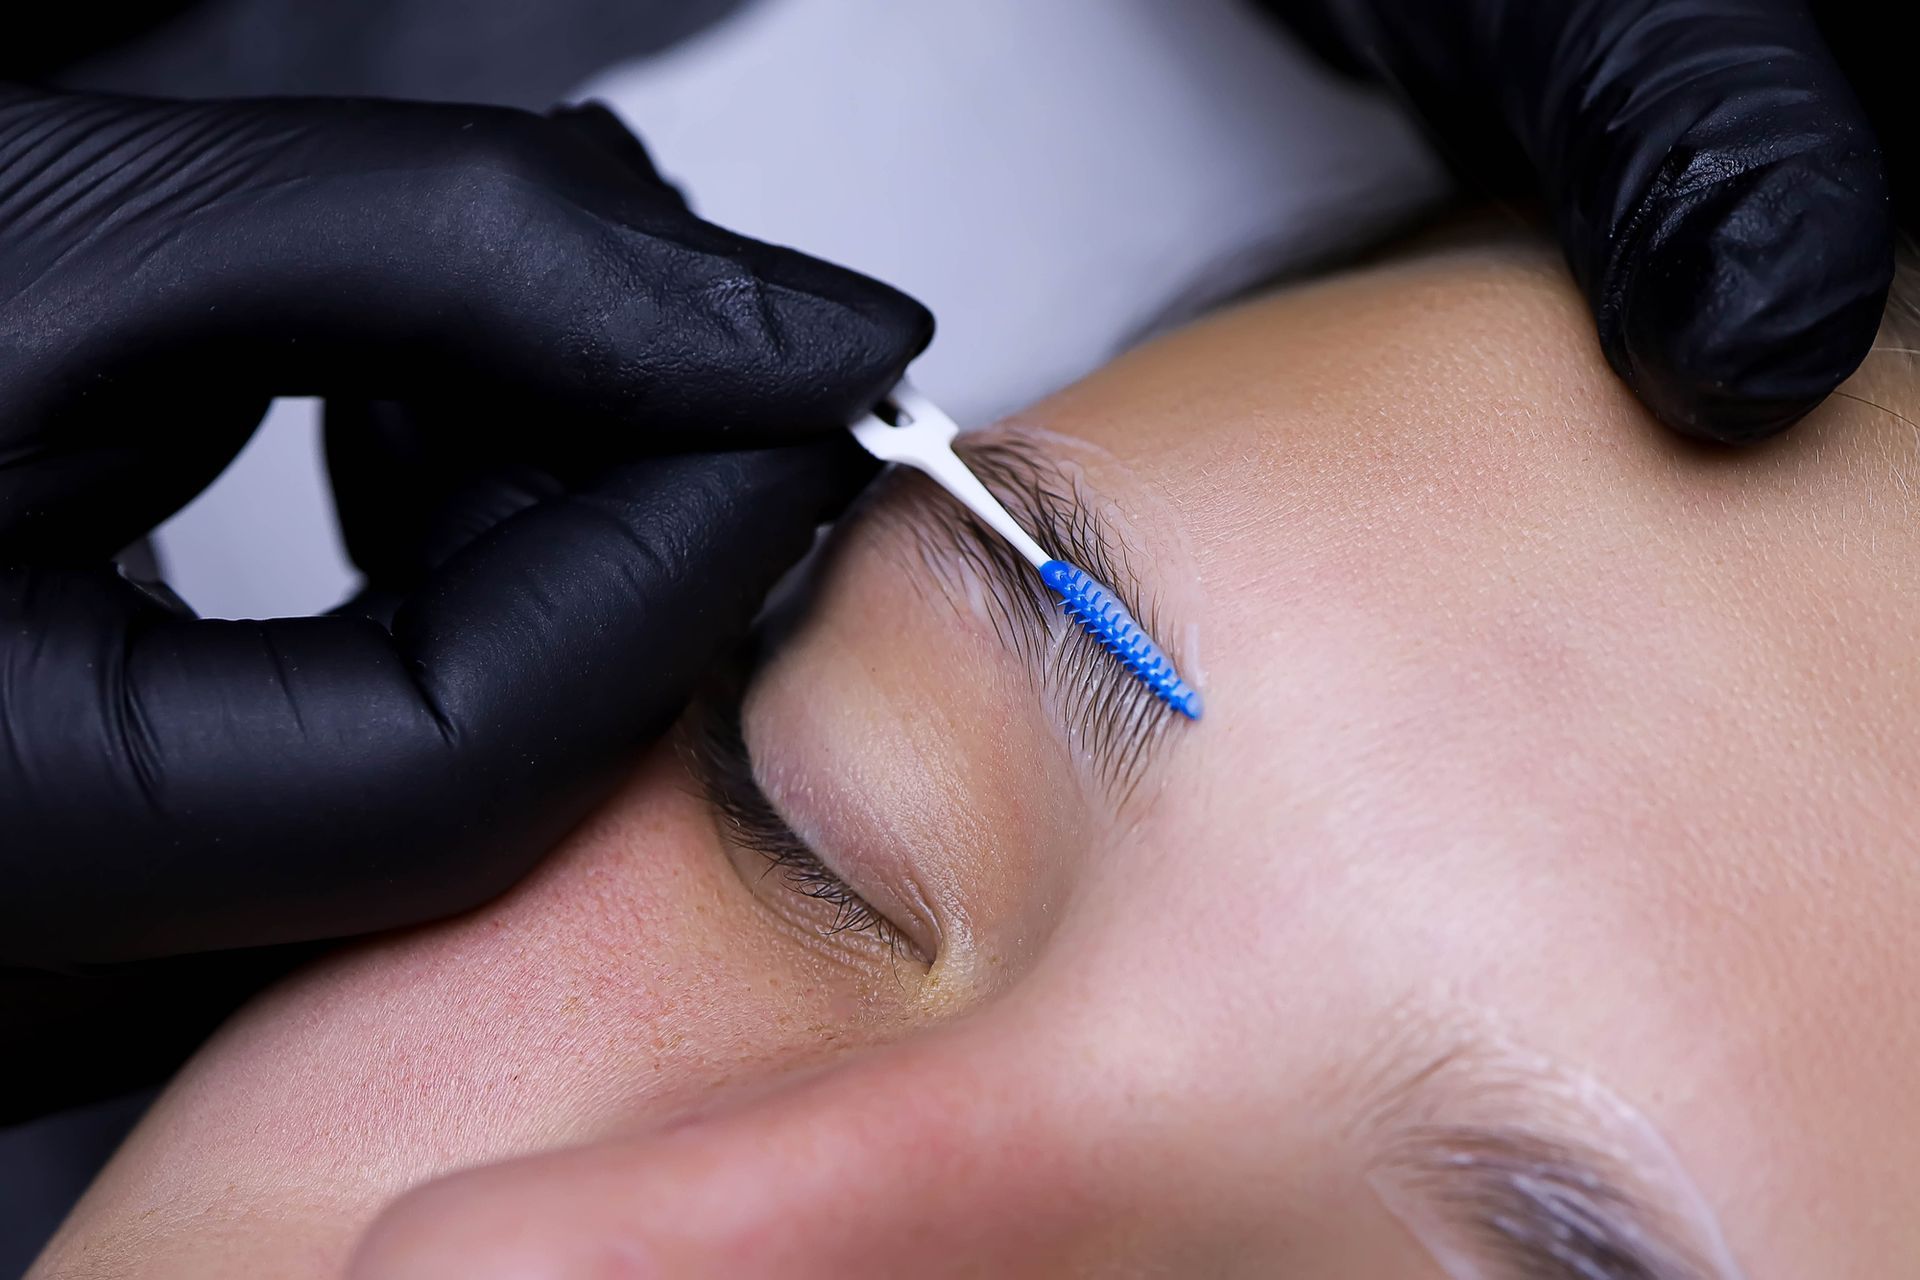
[869,433,1184,803]
[1351,1029,1746,1280]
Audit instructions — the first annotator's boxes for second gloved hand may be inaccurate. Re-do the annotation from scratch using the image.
[1260,0,1895,444]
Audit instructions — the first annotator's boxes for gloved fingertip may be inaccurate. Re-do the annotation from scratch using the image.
[801,426,887,509]
[1628,367,1827,446]
[1604,144,1893,446]
[546,99,672,187]
[715,246,937,426]
[688,431,883,528]
[819,272,938,411]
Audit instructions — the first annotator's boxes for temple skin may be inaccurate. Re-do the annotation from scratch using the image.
[35,227,1920,1278]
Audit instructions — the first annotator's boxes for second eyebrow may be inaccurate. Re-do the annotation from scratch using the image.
[875,436,1183,804]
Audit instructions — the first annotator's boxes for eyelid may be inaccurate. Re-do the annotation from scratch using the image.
[684,687,923,962]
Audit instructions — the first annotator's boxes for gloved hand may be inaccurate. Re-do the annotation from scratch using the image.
[1261,0,1896,444]
[0,87,930,1113]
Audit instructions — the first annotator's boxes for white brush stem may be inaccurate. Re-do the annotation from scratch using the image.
[849,381,1051,568]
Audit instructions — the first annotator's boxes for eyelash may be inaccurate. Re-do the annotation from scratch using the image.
[687,686,905,954]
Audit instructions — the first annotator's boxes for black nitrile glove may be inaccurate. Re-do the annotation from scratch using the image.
[1262,0,1896,444]
[0,87,930,1113]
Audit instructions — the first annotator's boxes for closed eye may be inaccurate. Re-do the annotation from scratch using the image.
[684,679,915,959]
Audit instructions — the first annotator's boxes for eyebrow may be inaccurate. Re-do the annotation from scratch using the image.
[866,434,1188,803]
[1380,1123,1705,1279]
[1364,1046,1739,1280]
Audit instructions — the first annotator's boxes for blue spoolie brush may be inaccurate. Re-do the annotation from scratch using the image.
[850,382,1203,720]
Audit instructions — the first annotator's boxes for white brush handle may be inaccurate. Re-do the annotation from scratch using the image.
[849,381,1051,568]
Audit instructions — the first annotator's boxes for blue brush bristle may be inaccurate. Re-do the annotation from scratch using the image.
[1038,560,1203,720]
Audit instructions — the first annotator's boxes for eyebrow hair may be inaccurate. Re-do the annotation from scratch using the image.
[868,435,1186,802]
[1363,1046,1739,1280]
[1378,1123,1708,1280]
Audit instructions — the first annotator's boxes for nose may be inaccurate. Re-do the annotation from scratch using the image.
[348,1016,1116,1278]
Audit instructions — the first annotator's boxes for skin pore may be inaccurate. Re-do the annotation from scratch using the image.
[34,227,1920,1278]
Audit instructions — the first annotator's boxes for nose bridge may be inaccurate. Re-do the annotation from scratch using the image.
[697,1025,1093,1251]
[355,1009,1128,1279]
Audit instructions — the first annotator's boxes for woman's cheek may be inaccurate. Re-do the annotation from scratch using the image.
[62,742,925,1275]
[317,739,930,1144]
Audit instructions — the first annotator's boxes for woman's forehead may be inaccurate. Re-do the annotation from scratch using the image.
[897,241,1920,1271]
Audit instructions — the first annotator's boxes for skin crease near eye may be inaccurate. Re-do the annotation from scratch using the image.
[33,222,1920,1279]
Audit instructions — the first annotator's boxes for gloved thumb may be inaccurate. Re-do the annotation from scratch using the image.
[1279,0,1894,443]
[1529,0,1894,442]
